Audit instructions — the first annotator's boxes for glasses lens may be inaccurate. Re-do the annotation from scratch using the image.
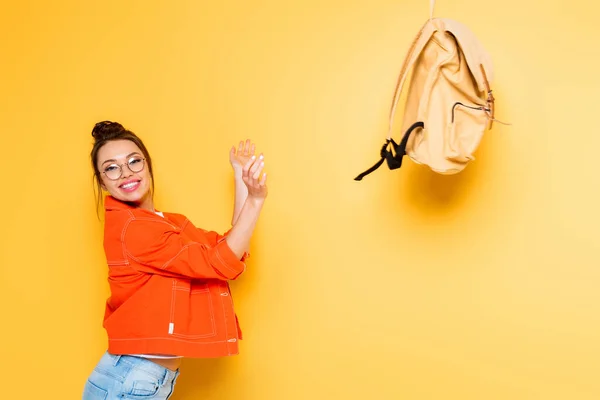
[104,165,121,180]
[128,157,145,173]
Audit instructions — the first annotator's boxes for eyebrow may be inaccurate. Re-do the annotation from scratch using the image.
[101,152,141,166]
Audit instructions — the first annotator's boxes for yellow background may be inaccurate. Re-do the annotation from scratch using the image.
[1,0,598,398]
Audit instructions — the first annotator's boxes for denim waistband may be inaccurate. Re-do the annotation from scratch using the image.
[96,351,178,386]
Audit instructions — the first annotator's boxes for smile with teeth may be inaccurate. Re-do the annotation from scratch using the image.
[120,180,141,192]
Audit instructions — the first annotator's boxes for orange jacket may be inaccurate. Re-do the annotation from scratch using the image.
[100,196,248,358]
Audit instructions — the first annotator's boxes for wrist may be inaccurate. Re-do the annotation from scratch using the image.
[246,195,266,207]
[232,165,243,176]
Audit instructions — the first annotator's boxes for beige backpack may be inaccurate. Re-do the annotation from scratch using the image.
[355,5,501,180]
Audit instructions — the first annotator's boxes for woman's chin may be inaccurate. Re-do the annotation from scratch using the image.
[113,192,145,205]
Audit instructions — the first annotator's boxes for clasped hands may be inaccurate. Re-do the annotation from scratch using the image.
[229,139,268,200]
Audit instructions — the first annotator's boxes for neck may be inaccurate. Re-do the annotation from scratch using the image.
[140,199,154,212]
[109,193,155,212]
[136,192,155,212]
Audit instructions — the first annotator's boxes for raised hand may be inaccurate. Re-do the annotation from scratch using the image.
[242,154,268,200]
[230,139,256,171]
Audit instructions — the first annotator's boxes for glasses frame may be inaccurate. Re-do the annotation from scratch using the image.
[102,157,146,181]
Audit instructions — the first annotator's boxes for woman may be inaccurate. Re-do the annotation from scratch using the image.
[82,121,267,399]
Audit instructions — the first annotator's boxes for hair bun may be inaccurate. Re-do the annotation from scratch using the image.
[92,121,125,141]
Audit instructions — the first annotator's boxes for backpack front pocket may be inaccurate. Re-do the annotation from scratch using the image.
[444,102,489,163]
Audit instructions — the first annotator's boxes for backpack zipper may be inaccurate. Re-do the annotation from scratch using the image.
[451,102,488,123]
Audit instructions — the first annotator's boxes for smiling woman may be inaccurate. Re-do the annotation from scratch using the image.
[83,121,269,400]
[90,122,156,212]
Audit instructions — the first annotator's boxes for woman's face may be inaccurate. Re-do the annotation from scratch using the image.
[96,139,154,210]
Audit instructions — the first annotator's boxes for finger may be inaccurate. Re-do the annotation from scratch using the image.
[243,155,256,177]
[238,141,244,154]
[252,160,265,180]
[244,139,251,155]
[250,143,256,156]
[259,172,267,186]
[249,154,263,176]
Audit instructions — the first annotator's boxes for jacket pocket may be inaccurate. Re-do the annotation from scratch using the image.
[169,282,217,339]
[444,102,488,163]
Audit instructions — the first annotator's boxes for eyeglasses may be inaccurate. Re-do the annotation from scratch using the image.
[102,156,146,180]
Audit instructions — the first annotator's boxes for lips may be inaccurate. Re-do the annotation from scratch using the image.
[119,180,141,193]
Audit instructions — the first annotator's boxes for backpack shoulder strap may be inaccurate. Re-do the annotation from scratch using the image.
[387,20,436,140]
[354,20,436,181]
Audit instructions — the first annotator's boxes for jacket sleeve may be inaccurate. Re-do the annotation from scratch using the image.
[196,227,250,262]
[123,218,246,280]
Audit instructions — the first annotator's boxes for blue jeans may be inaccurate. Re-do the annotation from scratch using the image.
[82,352,179,399]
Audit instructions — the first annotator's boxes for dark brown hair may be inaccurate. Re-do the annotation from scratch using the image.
[90,121,155,212]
